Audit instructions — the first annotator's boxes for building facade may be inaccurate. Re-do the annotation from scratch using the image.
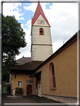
[10,31,78,103]
[31,32,78,103]
[9,2,78,103]
[10,61,42,95]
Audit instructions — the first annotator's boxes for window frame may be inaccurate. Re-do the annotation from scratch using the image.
[39,28,44,35]
[49,62,56,91]
[18,81,22,87]
[52,65,56,88]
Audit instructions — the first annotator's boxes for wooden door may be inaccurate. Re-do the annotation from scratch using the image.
[27,85,32,94]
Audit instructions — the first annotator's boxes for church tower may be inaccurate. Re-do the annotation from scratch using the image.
[31,2,53,61]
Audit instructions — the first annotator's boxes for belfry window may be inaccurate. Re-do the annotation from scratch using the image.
[39,28,44,35]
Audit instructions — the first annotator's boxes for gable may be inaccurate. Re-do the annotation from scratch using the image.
[34,14,49,26]
[32,2,50,26]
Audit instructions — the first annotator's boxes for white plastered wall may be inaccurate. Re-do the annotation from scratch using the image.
[31,14,53,61]
[32,45,52,61]
[32,26,52,45]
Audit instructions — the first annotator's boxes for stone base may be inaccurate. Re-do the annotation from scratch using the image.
[42,94,77,103]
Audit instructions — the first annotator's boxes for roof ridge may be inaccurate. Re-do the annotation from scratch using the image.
[16,60,43,66]
[16,57,31,60]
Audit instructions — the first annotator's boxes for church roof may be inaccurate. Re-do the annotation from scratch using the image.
[16,56,32,65]
[10,61,43,71]
[32,2,50,26]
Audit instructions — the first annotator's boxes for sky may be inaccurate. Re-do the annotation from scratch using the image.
[3,1,78,60]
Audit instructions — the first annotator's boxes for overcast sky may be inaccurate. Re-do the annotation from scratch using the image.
[3,1,78,60]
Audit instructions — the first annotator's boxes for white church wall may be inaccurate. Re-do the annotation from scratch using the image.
[32,26,52,45]
[32,45,52,61]
[31,4,53,61]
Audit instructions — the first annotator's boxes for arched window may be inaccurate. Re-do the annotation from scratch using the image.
[49,62,56,90]
[39,28,44,35]
[52,65,56,87]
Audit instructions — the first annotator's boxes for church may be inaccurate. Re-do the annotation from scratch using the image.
[9,2,78,103]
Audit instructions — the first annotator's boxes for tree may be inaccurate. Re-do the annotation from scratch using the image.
[2,15,26,56]
[3,54,16,82]
[2,15,27,82]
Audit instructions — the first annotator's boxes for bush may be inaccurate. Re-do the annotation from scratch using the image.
[2,83,7,93]
[15,87,24,95]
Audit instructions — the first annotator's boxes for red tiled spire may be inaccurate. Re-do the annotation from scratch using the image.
[32,2,50,26]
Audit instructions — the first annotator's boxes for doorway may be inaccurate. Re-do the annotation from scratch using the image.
[27,85,32,94]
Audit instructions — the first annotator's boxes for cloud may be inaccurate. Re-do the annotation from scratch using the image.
[52,41,63,53]
[42,3,78,52]
[21,24,24,28]
[3,3,24,20]
[23,2,78,53]
[16,19,31,59]
[3,3,32,59]
[24,3,37,12]
[25,20,31,30]
[3,2,78,59]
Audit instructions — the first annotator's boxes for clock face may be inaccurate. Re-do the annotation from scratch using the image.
[38,20,45,24]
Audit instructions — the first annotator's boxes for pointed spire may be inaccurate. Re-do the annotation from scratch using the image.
[38,0,40,3]
[32,2,50,26]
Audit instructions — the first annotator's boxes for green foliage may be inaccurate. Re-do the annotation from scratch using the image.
[15,87,24,95]
[2,15,26,56]
[2,83,7,92]
[3,82,7,86]
[2,15,27,82]
[3,54,16,82]
[2,69,9,82]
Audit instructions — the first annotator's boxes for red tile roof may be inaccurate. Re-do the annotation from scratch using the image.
[32,2,50,26]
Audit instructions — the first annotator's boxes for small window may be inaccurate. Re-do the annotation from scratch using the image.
[39,28,44,35]
[18,81,22,86]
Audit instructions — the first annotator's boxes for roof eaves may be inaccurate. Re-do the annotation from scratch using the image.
[10,61,43,72]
